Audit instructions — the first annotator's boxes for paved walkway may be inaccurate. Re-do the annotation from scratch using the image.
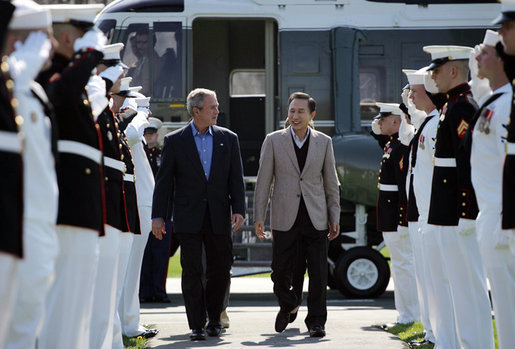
[140,278,407,348]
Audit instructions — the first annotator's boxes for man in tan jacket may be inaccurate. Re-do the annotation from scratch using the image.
[254,92,340,338]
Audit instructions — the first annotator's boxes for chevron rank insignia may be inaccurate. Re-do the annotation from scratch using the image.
[457,119,469,139]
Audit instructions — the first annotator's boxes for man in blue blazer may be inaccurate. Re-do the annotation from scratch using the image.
[151,88,245,340]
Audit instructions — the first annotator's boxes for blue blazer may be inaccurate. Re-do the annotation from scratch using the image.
[152,123,246,234]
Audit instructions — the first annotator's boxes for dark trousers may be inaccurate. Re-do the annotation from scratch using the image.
[140,220,179,299]
[175,211,233,329]
[271,202,328,328]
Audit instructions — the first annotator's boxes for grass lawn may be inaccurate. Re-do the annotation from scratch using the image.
[385,320,498,349]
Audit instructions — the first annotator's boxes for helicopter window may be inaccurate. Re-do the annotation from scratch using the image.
[359,66,385,124]
[229,70,265,97]
[121,22,182,99]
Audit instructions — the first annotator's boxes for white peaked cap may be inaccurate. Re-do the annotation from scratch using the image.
[127,86,143,98]
[147,117,163,130]
[501,0,515,13]
[423,45,473,70]
[45,4,103,24]
[483,30,501,47]
[119,77,132,92]
[9,0,52,30]
[375,102,401,116]
[405,66,429,86]
[103,43,124,60]
[129,86,142,93]
[135,97,151,107]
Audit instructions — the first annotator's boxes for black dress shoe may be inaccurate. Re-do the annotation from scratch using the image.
[309,324,326,338]
[189,328,206,341]
[409,339,433,347]
[206,321,222,337]
[133,328,158,338]
[275,310,290,333]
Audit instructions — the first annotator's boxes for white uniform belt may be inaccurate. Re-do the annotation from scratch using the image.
[104,156,126,172]
[434,157,457,167]
[0,130,22,153]
[123,173,134,182]
[58,140,102,164]
[507,142,515,155]
[378,184,398,192]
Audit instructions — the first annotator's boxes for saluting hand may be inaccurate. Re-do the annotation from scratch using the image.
[152,218,166,240]
[328,222,340,241]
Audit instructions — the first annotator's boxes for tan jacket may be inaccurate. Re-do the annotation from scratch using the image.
[254,127,340,231]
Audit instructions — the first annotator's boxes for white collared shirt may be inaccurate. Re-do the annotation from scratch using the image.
[290,127,310,148]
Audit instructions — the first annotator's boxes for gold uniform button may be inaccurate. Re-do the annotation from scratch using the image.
[106,123,110,128]
[11,98,18,109]
[120,155,124,160]
[14,115,24,126]
[387,199,391,203]
[31,113,37,122]
[462,202,466,206]
[83,99,89,106]
[399,214,403,217]
[119,144,123,149]
[462,192,466,197]
[461,212,466,217]
[105,176,109,181]
[1,61,9,73]
[378,176,381,180]
[85,168,91,175]
[400,207,403,210]
[443,179,447,183]
[6,79,14,90]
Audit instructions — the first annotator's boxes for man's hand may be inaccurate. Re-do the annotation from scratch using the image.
[152,219,165,240]
[232,213,244,232]
[254,221,265,240]
[328,222,340,241]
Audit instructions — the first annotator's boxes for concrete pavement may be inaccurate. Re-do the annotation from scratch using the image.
[139,278,407,348]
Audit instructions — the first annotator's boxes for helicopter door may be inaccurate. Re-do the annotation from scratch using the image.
[192,19,277,176]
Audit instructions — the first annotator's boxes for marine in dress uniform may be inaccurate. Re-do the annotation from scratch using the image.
[424,45,494,349]
[469,29,515,349]
[89,42,130,349]
[0,2,22,347]
[3,2,59,349]
[37,6,107,349]
[495,0,515,254]
[400,68,439,347]
[407,67,457,348]
[140,117,178,304]
[373,103,419,326]
[113,84,159,339]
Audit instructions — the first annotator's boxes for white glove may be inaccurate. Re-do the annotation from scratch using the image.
[405,92,427,130]
[99,64,124,84]
[73,28,107,52]
[8,31,51,91]
[121,96,137,111]
[458,218,475,236]
[398,225,409,238]
[136,106,150,117]
[469,45,492,106]
[371,118,381,135]
[399,112,415,146]
[86,74,108,121]
[401,89,410,107]
[494,229,511,249]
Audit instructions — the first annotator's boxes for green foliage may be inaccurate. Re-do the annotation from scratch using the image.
[385,320,498,349]
[123,335,147,349]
